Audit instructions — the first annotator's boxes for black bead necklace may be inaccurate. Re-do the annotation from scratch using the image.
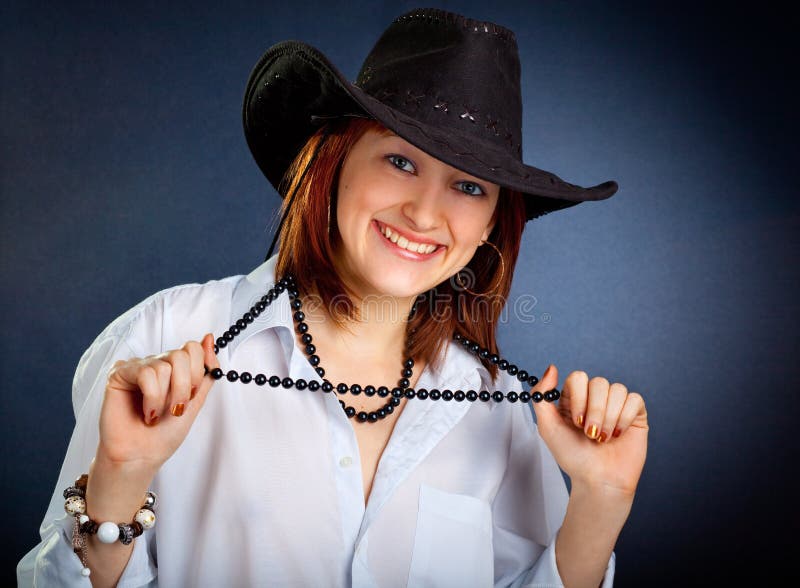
[290,278,418,423]
[204,274,561,424]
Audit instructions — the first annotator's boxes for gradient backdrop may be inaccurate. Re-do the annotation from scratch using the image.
[3,1,797,585]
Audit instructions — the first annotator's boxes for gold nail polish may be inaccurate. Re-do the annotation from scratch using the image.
[587,424,598,439]
[171,403,185,417]
[577,414,584,427]
[598,431,608,443]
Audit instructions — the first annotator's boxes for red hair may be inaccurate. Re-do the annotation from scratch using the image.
[274,117,526,383]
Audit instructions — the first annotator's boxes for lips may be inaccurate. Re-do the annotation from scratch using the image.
[375,220,443,252]
[373,220,445,260]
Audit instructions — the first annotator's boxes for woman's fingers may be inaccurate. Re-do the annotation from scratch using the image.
[182,334,219,414]
[108,359,167,426]
[153,333,218,421]
[563,370,589,428]
[163,349,192,418]
[134,363,168,426]
[562,369,644,444]
[108,333,218,426]
[583,376,609,440]
[598,382,628,443]
[183,340,205,400]
[565,372,643,442]
[615,392,646,437]
[150,358,175,423]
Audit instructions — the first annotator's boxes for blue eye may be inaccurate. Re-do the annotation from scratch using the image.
[387,154,416,173]
[387,154,486,197]
[457,181,485,196]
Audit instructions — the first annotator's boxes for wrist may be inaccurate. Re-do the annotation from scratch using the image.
[86,455,158,522]
[555,481,632,587]
[570,477,637,504]
[568,480,634,527]
[94,445,162,478]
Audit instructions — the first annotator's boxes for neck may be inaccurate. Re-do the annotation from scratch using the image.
[301,282,417,364]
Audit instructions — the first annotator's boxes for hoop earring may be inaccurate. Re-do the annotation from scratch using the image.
[454,239,506,297]
[327,194,332,237]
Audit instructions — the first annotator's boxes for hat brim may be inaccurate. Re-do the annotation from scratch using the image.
[243,40,618,221]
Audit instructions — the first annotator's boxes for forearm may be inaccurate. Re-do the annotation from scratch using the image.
[554,482,633,588]
[84,456,158,588]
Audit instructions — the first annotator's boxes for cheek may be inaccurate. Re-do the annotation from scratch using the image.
[454,215,492,244]
[338,174,396,220]
[335,181,380,242]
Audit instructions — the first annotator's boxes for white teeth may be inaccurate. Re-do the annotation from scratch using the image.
[379,223,438,255]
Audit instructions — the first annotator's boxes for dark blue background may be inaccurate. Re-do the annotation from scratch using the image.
[3,1,797,585]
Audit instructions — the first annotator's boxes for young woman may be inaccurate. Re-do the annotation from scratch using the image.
[18,8,648,588]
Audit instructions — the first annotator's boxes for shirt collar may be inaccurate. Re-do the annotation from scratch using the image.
[227,253,289,359]
[227,254,493,406]
[414,337,498,413]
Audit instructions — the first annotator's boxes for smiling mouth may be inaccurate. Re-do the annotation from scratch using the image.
[375,221,444,255]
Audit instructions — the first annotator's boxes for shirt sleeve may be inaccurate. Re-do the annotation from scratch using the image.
[16,294,165,587]
[491,374,616,587]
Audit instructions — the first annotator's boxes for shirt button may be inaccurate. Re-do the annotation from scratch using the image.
[339,456,353,468]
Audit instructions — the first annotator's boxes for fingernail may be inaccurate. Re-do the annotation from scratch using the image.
[171,403,185,417]
[587,424,599,439]
[576,414,584,427]
[544,364,554,378]
[190,386,197,400]
[598,431,608,443]
[612,428,621,438]
[148,415,159,426]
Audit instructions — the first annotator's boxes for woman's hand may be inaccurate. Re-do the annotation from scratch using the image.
[95,333,220,474]
[531,365,648,498]
[77,334,219,586]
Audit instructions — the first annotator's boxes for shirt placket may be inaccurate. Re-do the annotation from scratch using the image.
[288,344,367,586]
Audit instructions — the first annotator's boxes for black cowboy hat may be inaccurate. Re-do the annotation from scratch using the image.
[243,7,618,227]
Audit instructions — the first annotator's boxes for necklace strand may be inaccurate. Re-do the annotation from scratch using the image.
[203,274,561,424]
[289,277,418,422]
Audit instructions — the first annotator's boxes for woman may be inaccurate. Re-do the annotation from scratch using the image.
[18,8,648,587]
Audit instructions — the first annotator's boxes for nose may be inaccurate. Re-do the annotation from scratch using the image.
[400,181,445,233]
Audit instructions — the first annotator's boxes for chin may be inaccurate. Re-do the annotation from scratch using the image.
[336,238,447,301]
[363,272,428,300]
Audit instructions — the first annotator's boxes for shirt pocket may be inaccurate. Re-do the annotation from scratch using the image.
[407,483,494,588]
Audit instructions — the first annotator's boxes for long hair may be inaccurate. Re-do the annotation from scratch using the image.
[274,117,526,384]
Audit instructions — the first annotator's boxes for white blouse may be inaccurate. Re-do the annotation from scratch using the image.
[17,253,615,587]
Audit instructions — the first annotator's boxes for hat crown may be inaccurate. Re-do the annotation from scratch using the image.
[354,8,524,158]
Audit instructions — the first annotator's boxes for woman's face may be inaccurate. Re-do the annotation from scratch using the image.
[332,126,500,301]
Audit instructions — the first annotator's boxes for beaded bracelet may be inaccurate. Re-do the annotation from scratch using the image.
[63,474,157,577]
